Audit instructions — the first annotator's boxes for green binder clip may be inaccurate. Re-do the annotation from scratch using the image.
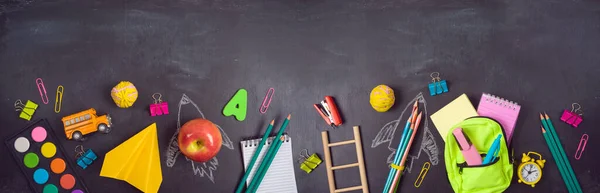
[298,149,322,173]
[15,100,38,121]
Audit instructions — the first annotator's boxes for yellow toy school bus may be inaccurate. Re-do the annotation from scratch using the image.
[62,108,112,141]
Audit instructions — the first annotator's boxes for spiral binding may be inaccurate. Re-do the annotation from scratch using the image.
[483,93,519,110]
[241,134,291,147]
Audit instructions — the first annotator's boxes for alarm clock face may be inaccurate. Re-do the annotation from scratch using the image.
[520,163,542,183]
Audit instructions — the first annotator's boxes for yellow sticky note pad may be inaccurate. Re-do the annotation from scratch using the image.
[430,94,478,142]
[100,123,162,193]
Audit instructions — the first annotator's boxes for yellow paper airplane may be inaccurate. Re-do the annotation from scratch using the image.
[100,123,162,193]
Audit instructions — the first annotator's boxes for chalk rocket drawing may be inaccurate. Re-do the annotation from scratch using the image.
[165,94,234,183]
[371,92,440,173]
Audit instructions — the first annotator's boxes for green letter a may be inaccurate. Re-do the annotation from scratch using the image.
[222,89,247,121]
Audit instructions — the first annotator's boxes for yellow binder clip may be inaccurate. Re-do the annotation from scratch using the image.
[298,149,322,173]
[15,100,38,121]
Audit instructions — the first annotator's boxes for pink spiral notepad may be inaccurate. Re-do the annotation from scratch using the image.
[477,93,521,145]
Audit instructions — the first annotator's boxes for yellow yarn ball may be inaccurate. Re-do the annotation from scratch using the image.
[370,85,395,112]
[111,81,138,108]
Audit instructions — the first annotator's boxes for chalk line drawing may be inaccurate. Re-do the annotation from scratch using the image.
[165,94,234,183]
[371,92,440,173]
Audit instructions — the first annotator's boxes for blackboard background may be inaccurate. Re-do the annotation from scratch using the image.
[2,0,600,192]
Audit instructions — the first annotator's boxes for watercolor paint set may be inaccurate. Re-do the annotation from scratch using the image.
[5,119,88,193]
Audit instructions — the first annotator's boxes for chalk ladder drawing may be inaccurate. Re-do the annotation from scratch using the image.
[371,92,440,173]
[165,94,234,183]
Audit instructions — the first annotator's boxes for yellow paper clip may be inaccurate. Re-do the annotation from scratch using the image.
[54,85,64,113]
[414,162,431,188]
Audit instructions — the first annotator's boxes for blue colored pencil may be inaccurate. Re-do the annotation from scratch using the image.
[234,120,275,193]
[246,114,291,193]
[382,116,412,193]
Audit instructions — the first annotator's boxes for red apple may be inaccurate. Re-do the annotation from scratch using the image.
[178,118,222,162]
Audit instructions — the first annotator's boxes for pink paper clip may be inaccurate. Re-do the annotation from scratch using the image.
[36,78,49,104]
[259,88,274,114]
[150,93,169,116]
[575,134,588,160]
[560,103,583,127]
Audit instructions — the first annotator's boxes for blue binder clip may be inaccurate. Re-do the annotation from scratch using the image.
[428,72,448,96]
[75,145,98,169]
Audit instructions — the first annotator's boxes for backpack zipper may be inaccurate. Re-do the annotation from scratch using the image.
[457,153,500,174]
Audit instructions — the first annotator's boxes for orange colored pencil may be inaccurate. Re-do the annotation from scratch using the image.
[410,101,418,125]
[388,112,422,193]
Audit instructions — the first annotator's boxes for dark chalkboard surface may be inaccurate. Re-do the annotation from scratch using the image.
[2,0,600,192]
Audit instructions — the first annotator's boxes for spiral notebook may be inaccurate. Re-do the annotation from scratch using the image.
[241,135,297,193]
[477,93,521,145]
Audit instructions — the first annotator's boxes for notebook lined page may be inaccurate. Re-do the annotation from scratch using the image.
[241,135,297,193]
[477,93,521,144]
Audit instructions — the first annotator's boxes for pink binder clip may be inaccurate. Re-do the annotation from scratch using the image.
[150,93,169,116]
[560,103,583,127]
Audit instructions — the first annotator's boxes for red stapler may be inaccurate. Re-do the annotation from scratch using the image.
[314,96,342,128]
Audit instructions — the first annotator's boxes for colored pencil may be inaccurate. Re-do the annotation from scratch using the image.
[543,113,582,193]
[247,114,291,193]
[542,126,575,193]
[248,135,286,193]
[234,120,275,193]
[382,117,412,193]
[383,102,418,193]
[389,112,423,193]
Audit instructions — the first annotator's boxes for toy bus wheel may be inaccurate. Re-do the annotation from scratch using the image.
[98,123,111,134]
[72,131,83,141]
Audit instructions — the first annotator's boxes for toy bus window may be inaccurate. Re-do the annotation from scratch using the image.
[85,114,91,120]
[75,117,80,122]
[65,121,70,126]
[70,120,75,125]
[80,116,85,121]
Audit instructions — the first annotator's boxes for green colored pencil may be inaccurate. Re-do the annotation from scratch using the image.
[248,136,286,193]
[234,120,275,193]
[541,126,575,193]
[544,113,582,193]
[247,114,291,193]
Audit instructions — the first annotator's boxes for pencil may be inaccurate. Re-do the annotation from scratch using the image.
[248,136,286,193]
[234,120,275,193]
[389,112,423,193]
[383,102,417,193]
[543,113,582,193]
[382,117,412,193]
[541,126,575,193]
[410,101,418,126]
[246,114,291,193]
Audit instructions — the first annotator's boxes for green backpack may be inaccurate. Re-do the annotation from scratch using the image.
[444,117,513,193]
